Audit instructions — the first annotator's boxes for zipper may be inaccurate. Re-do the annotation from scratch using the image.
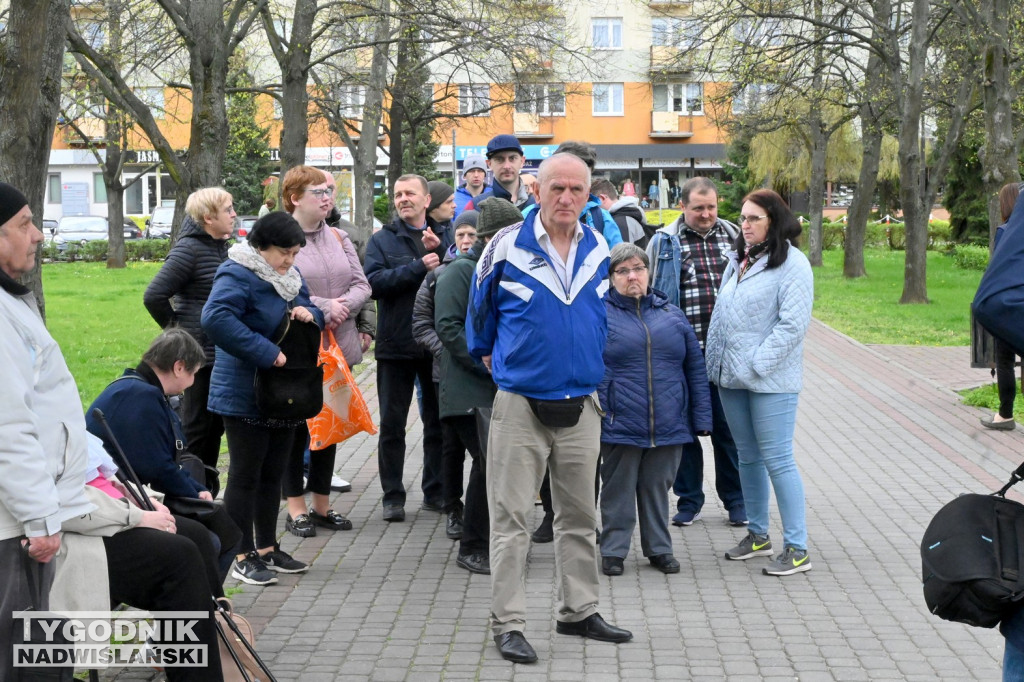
[636,298,655,447]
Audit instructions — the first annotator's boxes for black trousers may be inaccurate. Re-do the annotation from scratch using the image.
[0,537,55,679]
[376,358,443,507]
[178,507,241,589]
[104,527,222,681]
[282,422,337,498]
[439,384,466,513]
[994,336,1021,419]
[223,417,297,553]
[180,365,225,479]
[443,414,489,556]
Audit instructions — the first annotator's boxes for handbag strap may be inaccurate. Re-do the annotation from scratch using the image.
[996,461,1024,497]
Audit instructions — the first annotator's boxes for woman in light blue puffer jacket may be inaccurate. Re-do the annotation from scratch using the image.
[704,189,814,577]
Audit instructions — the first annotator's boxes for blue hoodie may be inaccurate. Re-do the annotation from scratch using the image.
[522,195,622,249]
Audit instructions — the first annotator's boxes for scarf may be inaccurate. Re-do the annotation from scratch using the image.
[228,241,302,302]
[738,240,769,280]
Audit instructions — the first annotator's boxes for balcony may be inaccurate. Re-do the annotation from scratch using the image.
[649,45,694,75]
[62,116,106,145]
[513,112,555,139]
[649,111,694,138]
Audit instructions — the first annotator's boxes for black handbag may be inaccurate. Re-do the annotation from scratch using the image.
[12,546,74,681]
[922,461,1024,628]
[254,313,323,420]
[163,495,222,521]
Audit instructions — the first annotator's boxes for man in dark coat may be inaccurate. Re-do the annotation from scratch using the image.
[364,174,453,522]
[143,188,235,487]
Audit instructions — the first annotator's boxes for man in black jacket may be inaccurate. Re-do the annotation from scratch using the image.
[143,188,235,488]
[364,174,453,522]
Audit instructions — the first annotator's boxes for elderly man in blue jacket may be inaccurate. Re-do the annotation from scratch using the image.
[468,153,632,664]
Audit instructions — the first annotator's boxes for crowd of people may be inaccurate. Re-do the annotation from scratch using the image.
[1,131,824,677]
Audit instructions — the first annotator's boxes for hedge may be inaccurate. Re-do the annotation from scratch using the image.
[42,239,172,263]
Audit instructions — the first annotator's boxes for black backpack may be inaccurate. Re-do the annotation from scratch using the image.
[921,462,1024,628]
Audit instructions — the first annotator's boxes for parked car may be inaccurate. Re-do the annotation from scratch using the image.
[52,216,141,251]
[234,215,259,241]
[43,219,58,236]
[145,205,175,239]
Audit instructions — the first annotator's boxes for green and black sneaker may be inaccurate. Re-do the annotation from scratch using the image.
[724,532,773,560]
[762,546,812,576]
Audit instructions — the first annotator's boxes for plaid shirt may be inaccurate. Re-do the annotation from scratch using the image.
[678,220,736,349]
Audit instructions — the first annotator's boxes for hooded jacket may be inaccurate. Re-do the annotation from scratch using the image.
[143,216,230,366]
[608,196,649,246]
[411,244,459,382]
[598,287,712,446]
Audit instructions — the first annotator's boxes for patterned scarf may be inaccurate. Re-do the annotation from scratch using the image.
[227,241,301,301]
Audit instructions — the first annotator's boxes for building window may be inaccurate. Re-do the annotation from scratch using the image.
[272,98,282,120]
[94,173,107,204]
[653,83,703,114]
[652,17,701,49]
[592,83,624,116]
[732,83,776,114]
[81,21,106,49]
[138,87,165,117]
[337,85,366,117]
[47,174,62,204]
[733,19,783,48]
[515,83,565,116]
[592,18,622,49]
[459,84,490,116]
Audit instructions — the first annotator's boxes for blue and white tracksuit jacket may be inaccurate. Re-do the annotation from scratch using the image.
[467,210,610,400]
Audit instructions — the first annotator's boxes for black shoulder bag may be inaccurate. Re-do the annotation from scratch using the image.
[254,312,324,420]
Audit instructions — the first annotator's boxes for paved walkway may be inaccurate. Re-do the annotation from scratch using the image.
[113,321,1024,681]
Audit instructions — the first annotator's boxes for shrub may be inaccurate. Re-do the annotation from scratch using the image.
[81,240,109,262]
[886,223,906,250]
[929,220,952,249]
[865,222,888,248]
[822,222,845,250]
[126,239,170,261]
[373,194,391,222]
[952,244,989,271]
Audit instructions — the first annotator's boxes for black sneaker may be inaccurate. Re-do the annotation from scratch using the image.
[231,551,278,586]
[309,508,352,531]
[262,544,308,573]
[285,513,316,538]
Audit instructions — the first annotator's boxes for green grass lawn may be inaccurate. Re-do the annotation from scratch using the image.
[45,261,165,405]
[812,249,980,346]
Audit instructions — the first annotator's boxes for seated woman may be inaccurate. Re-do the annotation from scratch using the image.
[86,329,242,583]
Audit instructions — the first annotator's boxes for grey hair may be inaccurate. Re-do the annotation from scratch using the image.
[609,242,649,272]
[142,328,205,373]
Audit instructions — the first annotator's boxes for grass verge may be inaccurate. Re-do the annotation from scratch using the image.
[959,381,1024,422]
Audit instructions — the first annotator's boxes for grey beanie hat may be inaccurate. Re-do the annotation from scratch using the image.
[453,209,478,230]
[476,196,522,238]
[427,181,455,213]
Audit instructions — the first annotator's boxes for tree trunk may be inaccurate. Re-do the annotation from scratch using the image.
[844,112,881,278]
[978,0,1020,248]
[386,27,414,193]
[271,0,316,179]
[0,0,71,315]
[104,118,127,269]
[807,113,827,267]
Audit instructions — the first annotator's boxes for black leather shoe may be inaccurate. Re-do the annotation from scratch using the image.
[446,510,464,540]
[383,504,405,522]
[309,508,353,531]
[494,631,537,663]
[456,552,490,575]
[421,499,444,512]
[531,515,554,543]
[649,554,680,574]
[602,556,624,576]
[555,613,633,643]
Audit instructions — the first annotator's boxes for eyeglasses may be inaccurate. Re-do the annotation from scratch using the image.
[739,214,767,224]
[306,188,334,198]
[613,265,648,276]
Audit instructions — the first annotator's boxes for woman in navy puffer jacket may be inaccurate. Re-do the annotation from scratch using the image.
[598,242,712,577]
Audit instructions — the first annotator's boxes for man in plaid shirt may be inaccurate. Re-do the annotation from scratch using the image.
[646,177,747,527]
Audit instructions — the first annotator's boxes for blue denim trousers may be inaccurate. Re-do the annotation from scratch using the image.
[717,388,807,550]
[1003,608,1024,681]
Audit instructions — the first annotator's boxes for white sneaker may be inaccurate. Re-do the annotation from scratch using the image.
[331,475,351,493]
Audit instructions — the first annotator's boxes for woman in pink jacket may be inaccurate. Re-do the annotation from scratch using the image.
[281,165,371,536]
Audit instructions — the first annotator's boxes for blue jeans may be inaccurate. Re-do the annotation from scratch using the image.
[717,388,807,550]
[673,383,744,514]
[1003,608,1024,681]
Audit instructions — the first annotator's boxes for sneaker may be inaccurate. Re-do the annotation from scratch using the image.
[285,513,316,538]
[724,532,773,560]
[231,551,278,586]
[262,544,308,573]
[309,508,352,531]
[763,546,812,575]
[672,510,702,527]
[727,507,749,527]
[331,475,352,492]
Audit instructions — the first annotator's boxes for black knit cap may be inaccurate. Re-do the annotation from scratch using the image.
[427,181,455,213]
[0,183,29,228]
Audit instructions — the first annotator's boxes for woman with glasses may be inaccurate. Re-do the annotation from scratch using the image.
[280,165,371,537]
[598,242,712,577]
[704,189,814,576]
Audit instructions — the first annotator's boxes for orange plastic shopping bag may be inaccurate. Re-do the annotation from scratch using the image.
[307,330,377,449]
